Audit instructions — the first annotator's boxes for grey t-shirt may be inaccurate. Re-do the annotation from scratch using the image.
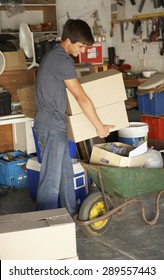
[35,45,76,131]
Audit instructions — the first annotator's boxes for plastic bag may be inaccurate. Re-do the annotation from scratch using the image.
[144,148,164,168]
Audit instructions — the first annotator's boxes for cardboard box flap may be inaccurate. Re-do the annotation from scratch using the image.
[0,208,72,224]
[0,208,74,234]
[78,68,121,84]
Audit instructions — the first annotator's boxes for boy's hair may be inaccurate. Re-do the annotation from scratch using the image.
[61,19,94,46]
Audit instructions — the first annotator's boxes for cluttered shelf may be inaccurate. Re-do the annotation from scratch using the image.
[125,98,138,108]
[123,77,148,88]
[123,77,148,108]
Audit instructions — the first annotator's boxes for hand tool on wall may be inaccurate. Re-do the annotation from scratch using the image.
[160,18,164,55]
[153,0,162,8]
[133,20,142,36]
[110,22,114,37]
[129,0,136,5]
[138,0,146,13]
[149,19,160,42]
[146,20,150,42]
[113,0,125,5]
[120,22,125,42]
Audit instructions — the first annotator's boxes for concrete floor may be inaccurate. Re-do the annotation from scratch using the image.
[0,186,164,260]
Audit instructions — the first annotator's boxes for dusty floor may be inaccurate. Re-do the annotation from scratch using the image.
[0,186,164,260]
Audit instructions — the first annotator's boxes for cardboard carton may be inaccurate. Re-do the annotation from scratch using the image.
[3,49,27,71]
[90,142,146,167]
[66,69,127,115]
[67,101,128,143]
[0,208,77,260]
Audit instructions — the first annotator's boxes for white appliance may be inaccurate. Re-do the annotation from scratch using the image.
[19,22,39,70]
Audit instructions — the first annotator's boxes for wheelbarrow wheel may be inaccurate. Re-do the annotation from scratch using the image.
[78,192,113,237]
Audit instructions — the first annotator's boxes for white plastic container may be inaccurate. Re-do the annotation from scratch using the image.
[118,122,149,147]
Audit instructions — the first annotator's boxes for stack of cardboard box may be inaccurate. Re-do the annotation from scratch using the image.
[66,69,129,143]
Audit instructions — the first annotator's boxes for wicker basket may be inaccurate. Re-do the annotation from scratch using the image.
[17,85,36,118]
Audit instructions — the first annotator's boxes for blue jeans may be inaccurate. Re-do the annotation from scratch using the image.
[33,120,78,215]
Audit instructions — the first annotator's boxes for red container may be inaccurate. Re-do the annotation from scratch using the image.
[79,43,103,64]
[141,115,164,140]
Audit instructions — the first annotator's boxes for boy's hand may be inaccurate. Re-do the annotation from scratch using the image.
[96,125,115,138]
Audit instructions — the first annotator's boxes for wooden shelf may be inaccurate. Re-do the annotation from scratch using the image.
[125,98,138,108]
[112,12,164,24]
[124,77,147,88]
[0,1,58,36]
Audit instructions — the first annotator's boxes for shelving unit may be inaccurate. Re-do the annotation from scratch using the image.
[124,77,147,108]
[0,0,58,35]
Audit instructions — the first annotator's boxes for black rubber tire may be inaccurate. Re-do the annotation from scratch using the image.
[78,192,113,237]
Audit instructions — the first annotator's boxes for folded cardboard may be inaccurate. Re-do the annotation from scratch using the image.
[3,49,27,71]
[90,142,146,167]
[0,208,77,260]
[67,101,128,143]
[66,69,127,115]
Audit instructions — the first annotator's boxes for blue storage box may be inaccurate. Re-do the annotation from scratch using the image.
[0,151,29,188]
[68,140,77,158]
[27,157,90,205]
[137,92,164,115]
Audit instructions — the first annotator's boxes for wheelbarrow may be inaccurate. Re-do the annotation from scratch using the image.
[74,163,164,237]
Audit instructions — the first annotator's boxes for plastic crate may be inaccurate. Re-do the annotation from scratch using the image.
[141,115,164,140]
[137,92,164,115]
[0,151,29,188]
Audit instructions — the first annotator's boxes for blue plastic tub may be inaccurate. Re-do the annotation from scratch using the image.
[0,151,29,188]
[137,92,164,115]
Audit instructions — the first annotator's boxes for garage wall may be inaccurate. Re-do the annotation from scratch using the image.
[57,0,164,72]
[1,0,163,72]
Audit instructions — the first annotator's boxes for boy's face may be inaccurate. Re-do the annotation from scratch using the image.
[68,41,87,57]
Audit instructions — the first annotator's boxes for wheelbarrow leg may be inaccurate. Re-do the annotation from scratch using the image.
[136,190,164,225]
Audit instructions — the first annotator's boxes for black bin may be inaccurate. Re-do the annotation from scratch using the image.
[0,90,12,116]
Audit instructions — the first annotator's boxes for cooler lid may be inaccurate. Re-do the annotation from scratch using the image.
[26,157,41,171]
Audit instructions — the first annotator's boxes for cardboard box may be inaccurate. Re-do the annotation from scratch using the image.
[90,142,146,167]
[78,43,103,64]
[67,101,128,143]
[3,49,27,71]
[0,208,77,260]
[67,69,127,115]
